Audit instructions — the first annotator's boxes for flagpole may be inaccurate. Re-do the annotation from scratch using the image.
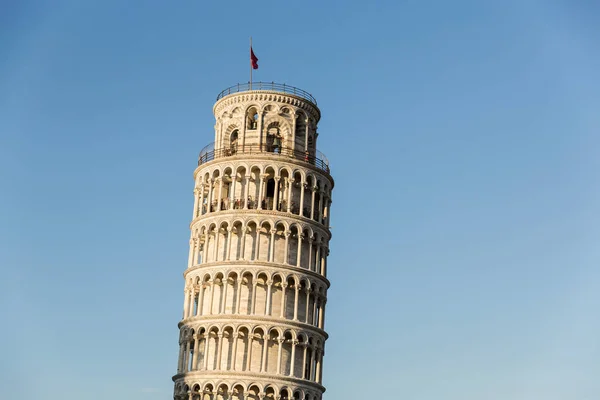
[249,37,252,90]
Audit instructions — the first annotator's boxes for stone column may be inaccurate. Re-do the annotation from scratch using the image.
[260,334,268,372]
[322,247,329,276]
[202,235,208,264]
[319,301,326,329]
[314,349,322,382]
[203,334,210,370]
[246,334,253,371]
[258,111,265,144]
[307,237,314,271]
[241,224,248,260]
[225,227,233,261]
[312,296,319,325]
[269,229,276,262]
[187,238,195,268]
[279,283,287,318]
[301,344,308,379]
[287,177,294,213]
[299,180,305,216]
[177,341,184,372]
[293,286,300,321]
[257,174,265,209]
[310,186,316,219]
[315,244,321,273]
[198,184,205,215]
[291,114,298,153]
[207,179,214,213]
[184,340,191,372]
[325,197,332,227]
[216,333,224,370]
[235,278,243,314]
[192,187,200,219]
[273,177,280,211]
[305,289,312,324]
[216,177,224,211]
[192,334,200,370]
[230,176,237,210]
[296,233,304,267]
[304,118,309,150]
[265,280,273,315]
[197,285,205,316]
[208,281,215,315]
[243,176,250,209]
[309,347,316,380]
[254,226,261,261]
[183,288,190,319]
[282,231,290,265]
[276,338,285,374]
[221,275,229,314]
[231,332,239,371]
[251,282,258,315]
[283,179,290,213]
[188,288,196,318]
[290,340,298,377]
[318,190,324,223]
[318,350,324,383]
[213,227,221,262]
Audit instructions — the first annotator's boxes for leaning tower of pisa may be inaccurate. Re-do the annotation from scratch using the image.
[172,82,334,400]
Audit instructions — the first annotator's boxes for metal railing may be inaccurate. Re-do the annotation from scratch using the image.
[216,82,317,105]
[198,142,330,173]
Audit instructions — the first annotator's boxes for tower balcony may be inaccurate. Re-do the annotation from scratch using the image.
[198,142,330,174]
[216,82,318,106]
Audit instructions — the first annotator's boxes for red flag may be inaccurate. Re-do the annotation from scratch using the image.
[250,47,259,69]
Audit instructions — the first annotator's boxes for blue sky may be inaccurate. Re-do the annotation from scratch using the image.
[1,1,600,399]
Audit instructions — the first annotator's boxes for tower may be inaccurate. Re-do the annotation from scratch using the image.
[173,82,334,400]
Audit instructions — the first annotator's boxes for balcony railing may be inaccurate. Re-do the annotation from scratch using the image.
[216,82,318,105]
[198,143,330,173]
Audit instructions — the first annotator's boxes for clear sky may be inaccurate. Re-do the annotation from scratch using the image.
[1,1,599,399]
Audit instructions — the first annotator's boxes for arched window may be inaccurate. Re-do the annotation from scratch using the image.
[296,114,306,138]
[266,178,275,199]
[267,123,282,153]
[230,130,239,154]
[247,108,258,130]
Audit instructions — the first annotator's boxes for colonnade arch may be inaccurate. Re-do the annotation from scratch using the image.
[177,323,325,386]
[192,162,332,228]
[182,269,327,330]
[175,381,321,400]
[189,217,330,277]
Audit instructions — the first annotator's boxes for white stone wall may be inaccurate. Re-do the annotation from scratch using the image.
[174,90,333,400]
